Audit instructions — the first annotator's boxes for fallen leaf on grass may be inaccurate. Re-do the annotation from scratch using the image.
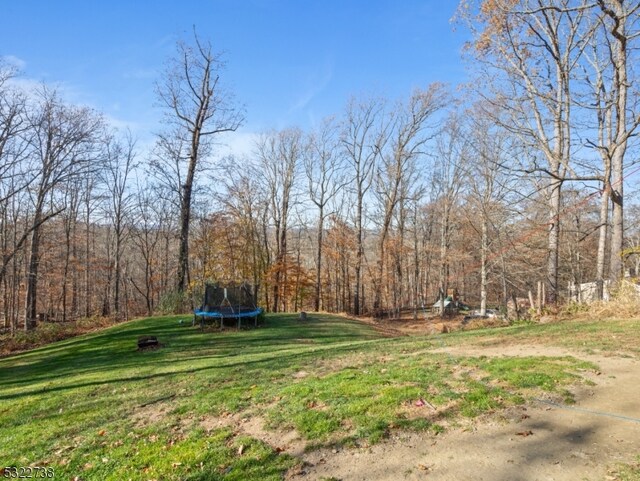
[55,445,74,455]
[414,398,436,410]
[516,430,534,437]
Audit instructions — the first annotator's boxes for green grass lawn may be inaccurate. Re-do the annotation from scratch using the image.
[0,313,606,480]
[444,317,640,355]
[613,457,640,481]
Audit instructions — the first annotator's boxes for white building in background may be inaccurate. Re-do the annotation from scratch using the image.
[567,280,611,303]
[568,272,639,303]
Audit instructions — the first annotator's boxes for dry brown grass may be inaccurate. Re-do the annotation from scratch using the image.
[559,280,640,321]
[0,316,122,357]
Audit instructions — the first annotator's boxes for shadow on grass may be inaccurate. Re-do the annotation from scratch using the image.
[0,314,382,400]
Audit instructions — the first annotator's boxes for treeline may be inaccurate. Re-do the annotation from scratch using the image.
[2,1,639,333]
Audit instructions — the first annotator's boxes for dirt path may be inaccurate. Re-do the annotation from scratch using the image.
[294,345,640,481]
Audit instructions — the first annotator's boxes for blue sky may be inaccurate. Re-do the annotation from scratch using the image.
[1,0,469,152]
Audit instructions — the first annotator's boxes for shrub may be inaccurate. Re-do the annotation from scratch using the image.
[157,290,191,314]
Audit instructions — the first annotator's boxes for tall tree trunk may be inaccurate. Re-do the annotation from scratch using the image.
[314,205,324,312]
[354,194,363,316]
[114,228,122,319]
[262,218,271,312]
[177,170,195,297]
[500,251,508,307]
[602,0,629,286]
[480,214,488,316]
[546,179,562,305]
[272,219,281,313]
[610,179,624,282]
[374,235,386,316]
[62,220,71,322]
[439,202,450,315]
[71,217,78,319]
[24,213,42,330]
[396,203,407,318]
[412,204,420,321]
[84,194,92,318]
[595,182,610,300]
[279,212,289,312]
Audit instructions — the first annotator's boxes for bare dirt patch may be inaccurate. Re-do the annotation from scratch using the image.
[398,399,457,426]
[131,401,173,428]
[291,346,640,481]
[353,312,508,338]
[200,412,306,456]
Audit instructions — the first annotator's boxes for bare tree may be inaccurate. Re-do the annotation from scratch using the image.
[341,97,385,315]
[460,0,595,303]
[216,157,270,305]
[0,62,29,203]
[594,1,640,285]
[154,30,244,300]
[303,118,345,312]
[23,87,103,329]
[372,86,446,316]
[433,114,466,314]
[582,27,615,299]
[101,130,137,319]
[465,104,513,315]
[58,177,81,321]
[256,129,302,312]
[0,61,32,292]
[568,0,640,296]
[129,183,171,315]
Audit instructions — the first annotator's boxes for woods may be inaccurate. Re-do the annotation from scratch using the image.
[1,2,640,334]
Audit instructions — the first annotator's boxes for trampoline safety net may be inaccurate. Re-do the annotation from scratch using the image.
[194,282,262,321]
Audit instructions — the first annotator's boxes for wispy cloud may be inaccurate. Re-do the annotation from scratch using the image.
[1,54,27,70]
[123,68,157,80]
[216,130,259,158]
[288,58,333,114]
[6,71,152,139]
[102,112,143,132]
[6,76,43,94]
[7,75,96,110]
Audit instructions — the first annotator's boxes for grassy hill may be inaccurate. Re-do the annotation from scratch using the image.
[0,313,614,480]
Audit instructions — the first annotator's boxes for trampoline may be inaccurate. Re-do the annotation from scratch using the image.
[193,282,262,329]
